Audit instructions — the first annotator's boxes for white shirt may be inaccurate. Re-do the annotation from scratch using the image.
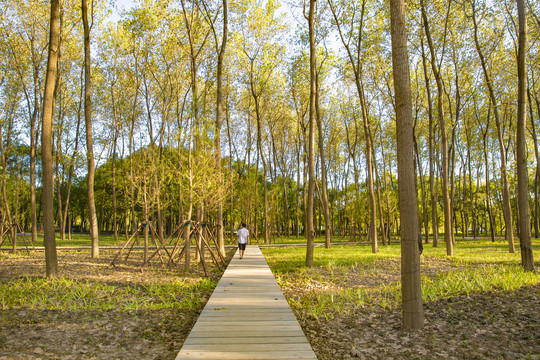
[237,228,249,244]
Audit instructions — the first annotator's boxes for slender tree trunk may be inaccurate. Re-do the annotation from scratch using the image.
[414,128,428,244]
[315,71,332,248]
[516,0,534,270]
[0,121,15,251]
[390,0,423,330]
[82,0,99,258]
[421,0,452,256]
[30,48,41,246]
[472,2,514,252]
[528,88,540,238]
[250,78,268,244]
[373,142,387,246]
[306,0,316,267]
[361,88,378,253]
[110,81,119,243]
[55,94,65,242]
[296,139,301,238]
[41,0,61,277]
[527,88,540,238]
[213,0,228,257]
[112,126,118,242]
[328,0,376,252]
[421,37,439,247]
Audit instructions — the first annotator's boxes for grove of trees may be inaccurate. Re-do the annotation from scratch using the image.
[0,0,538,327]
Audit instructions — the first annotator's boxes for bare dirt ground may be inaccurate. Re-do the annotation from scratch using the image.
[1,250,539,359]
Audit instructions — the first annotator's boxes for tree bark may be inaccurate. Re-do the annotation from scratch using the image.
[472,1,515,252]
[305,0,316,267]
[390,0,424,330]
[516,0,534,271]
[421,0,453,256]
[30,36,42,247]
[528,88,540,239]
[209,0,228,257]
[41,0,61,277]
[315,71,332,248]
[82,0,99,258]
[420,36,439,247]
[328,0,377,252]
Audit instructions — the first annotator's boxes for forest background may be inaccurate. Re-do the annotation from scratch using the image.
[1,0,539,268]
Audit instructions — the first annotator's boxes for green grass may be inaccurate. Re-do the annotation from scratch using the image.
[262,238,540,319]
[253,234,357,245]
[5,232,232,248]
[263,243,400,272]
[2,233,124,248]
[0,276,216,311]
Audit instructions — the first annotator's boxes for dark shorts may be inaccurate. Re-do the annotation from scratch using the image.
[238,243,247,251]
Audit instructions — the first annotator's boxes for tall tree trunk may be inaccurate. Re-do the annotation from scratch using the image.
[528,88,540,238]
[306,0,316,267]
[390,0,423,330]
[478,102,496,242]
[112,123,118,242]
[82,0,99,258]
[214,0,228,258]
[0,119,15,251]
[361,87,378,253]
[516,0,534,271]
[472,1,514,252]
[373,141,387,246]
[250,77,268,243]
[421,0,452,256]
[296,139,301,238]
[315,71,332,248]
[55,94,65,242]
[328,0,376,252]
[41,0,61,277]
[414,127,428,244]
[420,36,439,247]
[30,40,41,247]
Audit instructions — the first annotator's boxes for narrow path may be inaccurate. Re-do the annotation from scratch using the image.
[175,245,317,360]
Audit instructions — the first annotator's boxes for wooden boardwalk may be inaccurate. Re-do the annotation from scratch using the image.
[176,245,317,360]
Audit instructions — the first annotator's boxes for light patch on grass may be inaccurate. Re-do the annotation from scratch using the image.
[0,276,216,311]
[263,239,540,319]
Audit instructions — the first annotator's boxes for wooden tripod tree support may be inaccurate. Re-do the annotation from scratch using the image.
[111,220,226,277]
[110,223,145,267]
[0,223,35,255]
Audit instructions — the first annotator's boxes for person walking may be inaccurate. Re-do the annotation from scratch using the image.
[237,223,249,259]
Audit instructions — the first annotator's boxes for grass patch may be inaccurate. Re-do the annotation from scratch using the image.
[422,264,539,300]
[0,276,216,311]
[3,233,124,248]
[263,244,400,273]
[262,238,540,319]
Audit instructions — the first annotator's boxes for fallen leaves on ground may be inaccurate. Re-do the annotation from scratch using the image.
[0,248,233,360]
[296,282,540,359]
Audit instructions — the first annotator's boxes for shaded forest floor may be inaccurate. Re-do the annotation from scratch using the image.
[263,241,540,360]
[1,241,539,359]
[299,280,540,359]
[0,248,235,360]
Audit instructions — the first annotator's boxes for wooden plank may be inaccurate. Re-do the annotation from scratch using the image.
[175,245,317,360]
[178,350,317,360]
[197,319,298,329]
[186,330,307,339]
[183,336,309,346]
[180,343,314,352]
